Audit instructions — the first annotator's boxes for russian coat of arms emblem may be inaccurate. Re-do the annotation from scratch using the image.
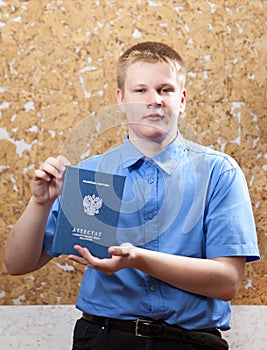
[83,194,103,216]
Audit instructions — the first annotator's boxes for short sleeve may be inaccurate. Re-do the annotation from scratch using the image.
[43,198,61,257]
[204,164,260,262]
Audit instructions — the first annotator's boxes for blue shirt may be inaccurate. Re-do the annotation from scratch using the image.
[44,136,260,330]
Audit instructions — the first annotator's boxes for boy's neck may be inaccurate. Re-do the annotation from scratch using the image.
[129,135,175,157]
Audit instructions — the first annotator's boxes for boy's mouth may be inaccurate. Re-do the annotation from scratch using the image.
[145,113,164,121]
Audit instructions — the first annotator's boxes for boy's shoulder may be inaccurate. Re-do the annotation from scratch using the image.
[181,138,240,170]
[78,143,123,170]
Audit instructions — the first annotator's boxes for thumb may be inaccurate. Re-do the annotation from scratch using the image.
[57,154,71,166]
[109,243,134,257]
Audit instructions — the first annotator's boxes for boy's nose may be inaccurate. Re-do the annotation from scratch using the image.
[146,89,163,107]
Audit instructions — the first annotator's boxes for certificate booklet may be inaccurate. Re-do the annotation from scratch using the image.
[52,166,125,258]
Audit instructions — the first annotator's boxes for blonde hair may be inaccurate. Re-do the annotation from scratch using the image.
[117,41,186,91]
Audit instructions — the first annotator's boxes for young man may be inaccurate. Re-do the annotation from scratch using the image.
[5,42,259,350]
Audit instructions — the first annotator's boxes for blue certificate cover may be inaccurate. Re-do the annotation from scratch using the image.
[52,166,125,258]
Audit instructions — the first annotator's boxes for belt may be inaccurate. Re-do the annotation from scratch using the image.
[82,313,228,350]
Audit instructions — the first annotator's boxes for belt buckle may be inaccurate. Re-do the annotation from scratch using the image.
[135,319,154,338]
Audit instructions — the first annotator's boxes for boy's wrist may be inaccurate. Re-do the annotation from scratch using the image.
[128,246,145,269]
[30,195,55,210]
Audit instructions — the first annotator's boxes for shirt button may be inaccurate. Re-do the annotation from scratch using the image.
[148,178,154,184]
[148,213,154,219]
[150,285,156,291]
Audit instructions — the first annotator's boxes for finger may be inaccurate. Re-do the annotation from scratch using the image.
[41,163,63,179]
[33,169,52,182]
[57,155,71,167]
[69,246,92,264]
[40,157,66,179]
[73,245,86,256]
[73,245,96,263]
[68,254,89,265]
[108,246,128,257]
[109,243,134,256]
[121,242,134,248]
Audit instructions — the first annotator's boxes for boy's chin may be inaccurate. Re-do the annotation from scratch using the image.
[131,126,172,145]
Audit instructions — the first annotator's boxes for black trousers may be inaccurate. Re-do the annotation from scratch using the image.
[72,317,222,350]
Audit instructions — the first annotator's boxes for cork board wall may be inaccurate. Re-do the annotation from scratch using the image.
[0,0,266,305]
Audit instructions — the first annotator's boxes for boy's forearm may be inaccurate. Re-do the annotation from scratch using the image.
[130,248,245,301]
[76,244,245,301]
[5,196,53,275]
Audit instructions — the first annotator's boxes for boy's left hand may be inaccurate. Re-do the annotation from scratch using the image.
[68,243,136,275]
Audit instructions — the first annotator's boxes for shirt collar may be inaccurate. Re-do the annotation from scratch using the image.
[120,135,186,175]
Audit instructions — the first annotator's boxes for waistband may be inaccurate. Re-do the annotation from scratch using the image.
[82,312,228,350]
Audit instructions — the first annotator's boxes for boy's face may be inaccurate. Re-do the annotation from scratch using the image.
[116,61,186,147]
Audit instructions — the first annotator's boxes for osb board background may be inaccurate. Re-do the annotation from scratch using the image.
[0,0,266,306]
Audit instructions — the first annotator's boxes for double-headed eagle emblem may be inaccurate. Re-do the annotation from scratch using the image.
[83,194,103,216]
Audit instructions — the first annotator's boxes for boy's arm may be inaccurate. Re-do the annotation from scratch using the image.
[70,244,245,301]
[5,197,54,275]
[5,156,70,275]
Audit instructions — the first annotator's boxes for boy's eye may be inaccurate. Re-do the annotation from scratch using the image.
[134,88,146,93]
[159,87,173,94]
[132,86,174,94]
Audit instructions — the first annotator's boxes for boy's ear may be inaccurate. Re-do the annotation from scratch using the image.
[179,89,187,114]
[116,88,124,104]
[116,88,126,113]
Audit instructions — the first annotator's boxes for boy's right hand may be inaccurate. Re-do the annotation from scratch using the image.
[32,155,71,205]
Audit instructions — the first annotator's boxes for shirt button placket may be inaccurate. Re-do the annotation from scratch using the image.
[148,177,154,184]
[150,285,156,292]
[148,213,154,220]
